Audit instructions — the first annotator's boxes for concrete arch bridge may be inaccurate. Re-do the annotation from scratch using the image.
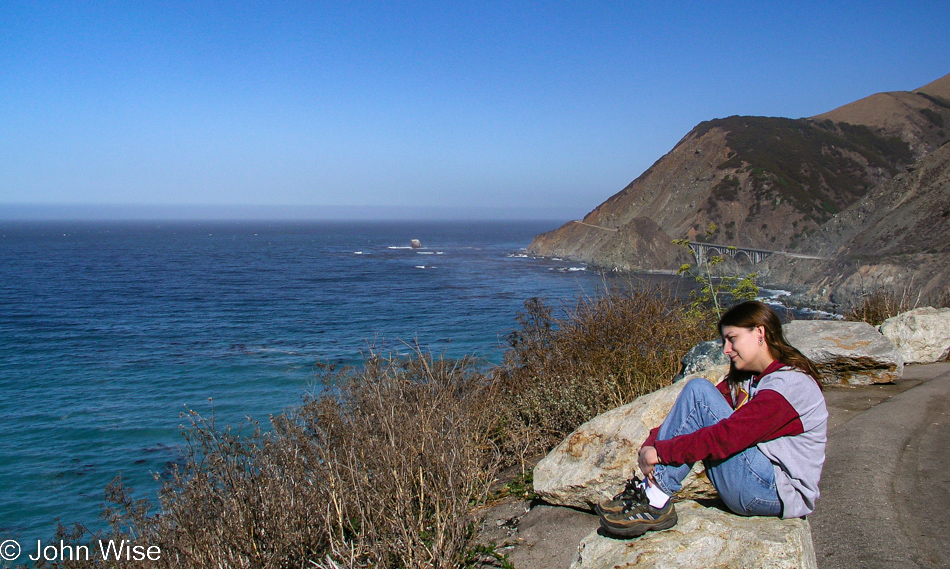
[687,241,824,266]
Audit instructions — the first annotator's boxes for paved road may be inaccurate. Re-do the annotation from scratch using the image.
[812,362,950,568]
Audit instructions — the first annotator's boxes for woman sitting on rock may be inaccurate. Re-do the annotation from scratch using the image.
[598,300,828,538]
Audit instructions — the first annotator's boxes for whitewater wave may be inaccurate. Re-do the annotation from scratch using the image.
[758,288,791,300]
[757,289,842,320]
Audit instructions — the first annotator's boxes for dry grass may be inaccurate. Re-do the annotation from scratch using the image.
[843,286,923,326]
[28,287,710,569]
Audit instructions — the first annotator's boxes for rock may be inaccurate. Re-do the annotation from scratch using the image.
[672,340,729,383]
[533,379,712,509]
[410,239,423,249]
[499,503,599,569]
[783,320,903,385]
[570,500,817,569]
[880,307,950,364]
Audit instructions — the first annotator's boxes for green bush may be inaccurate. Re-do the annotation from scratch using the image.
[917,92,950,110]
[920,107,945,128]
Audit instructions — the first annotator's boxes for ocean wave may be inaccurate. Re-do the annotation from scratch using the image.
[229,344,304,356]
[757,289,842,320]
[758,288,791,299]
[387,246,414,250]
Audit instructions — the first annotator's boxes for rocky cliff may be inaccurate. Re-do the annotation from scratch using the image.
[765,139,950,305]
[528,73,950,303]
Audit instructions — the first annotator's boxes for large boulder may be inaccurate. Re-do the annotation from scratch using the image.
[570,500,817,569]
[672,340,730,383]
[880,307,950,364]
[783,320,903,385]
[533,379,712,509]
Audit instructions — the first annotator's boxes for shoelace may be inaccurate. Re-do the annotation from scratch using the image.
[616,477,648,510]
[612,478,640,500]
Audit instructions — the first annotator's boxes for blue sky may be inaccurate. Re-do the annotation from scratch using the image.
[2,1,949,220]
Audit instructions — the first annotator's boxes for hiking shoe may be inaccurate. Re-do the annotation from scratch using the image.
[599,496,677,538]
[596,476,648,516]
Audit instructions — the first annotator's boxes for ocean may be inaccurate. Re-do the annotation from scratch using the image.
[0,219,690,548]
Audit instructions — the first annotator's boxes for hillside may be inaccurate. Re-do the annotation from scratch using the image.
[528,73,950,303]
[814,73,950,158]
[765,140,950,306]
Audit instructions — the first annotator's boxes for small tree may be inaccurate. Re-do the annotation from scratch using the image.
[674,223,759,321]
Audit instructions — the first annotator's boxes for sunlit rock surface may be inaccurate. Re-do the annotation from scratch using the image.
[570,500,816,569]
[784,320,903,385]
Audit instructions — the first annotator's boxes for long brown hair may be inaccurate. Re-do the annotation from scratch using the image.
[718,301,822,388]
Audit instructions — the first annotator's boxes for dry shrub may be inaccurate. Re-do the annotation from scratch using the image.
[301,354,501,569]
[150,411,331,568]
[494,286,710,462]
[844,286,922,326]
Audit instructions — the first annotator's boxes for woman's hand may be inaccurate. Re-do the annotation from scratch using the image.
[638,446,659,482]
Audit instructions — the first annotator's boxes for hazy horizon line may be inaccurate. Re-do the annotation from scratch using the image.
[0,203,577,223]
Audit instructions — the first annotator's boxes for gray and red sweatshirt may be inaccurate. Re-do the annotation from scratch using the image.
[643,360,828,518]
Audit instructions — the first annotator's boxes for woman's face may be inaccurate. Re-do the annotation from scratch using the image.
[721,325,773,374]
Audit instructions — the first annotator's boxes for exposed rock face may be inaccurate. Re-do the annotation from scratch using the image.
[528,216,690,272]
[570,500,817,569]
[880,307,950,364]
[533,380,691,509]
[783,320,904,385]
[766,140,950,306]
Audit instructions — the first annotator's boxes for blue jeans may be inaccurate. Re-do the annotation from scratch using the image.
[651,378,783,517]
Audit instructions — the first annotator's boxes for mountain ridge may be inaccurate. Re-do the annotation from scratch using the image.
[528,72,950,306]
